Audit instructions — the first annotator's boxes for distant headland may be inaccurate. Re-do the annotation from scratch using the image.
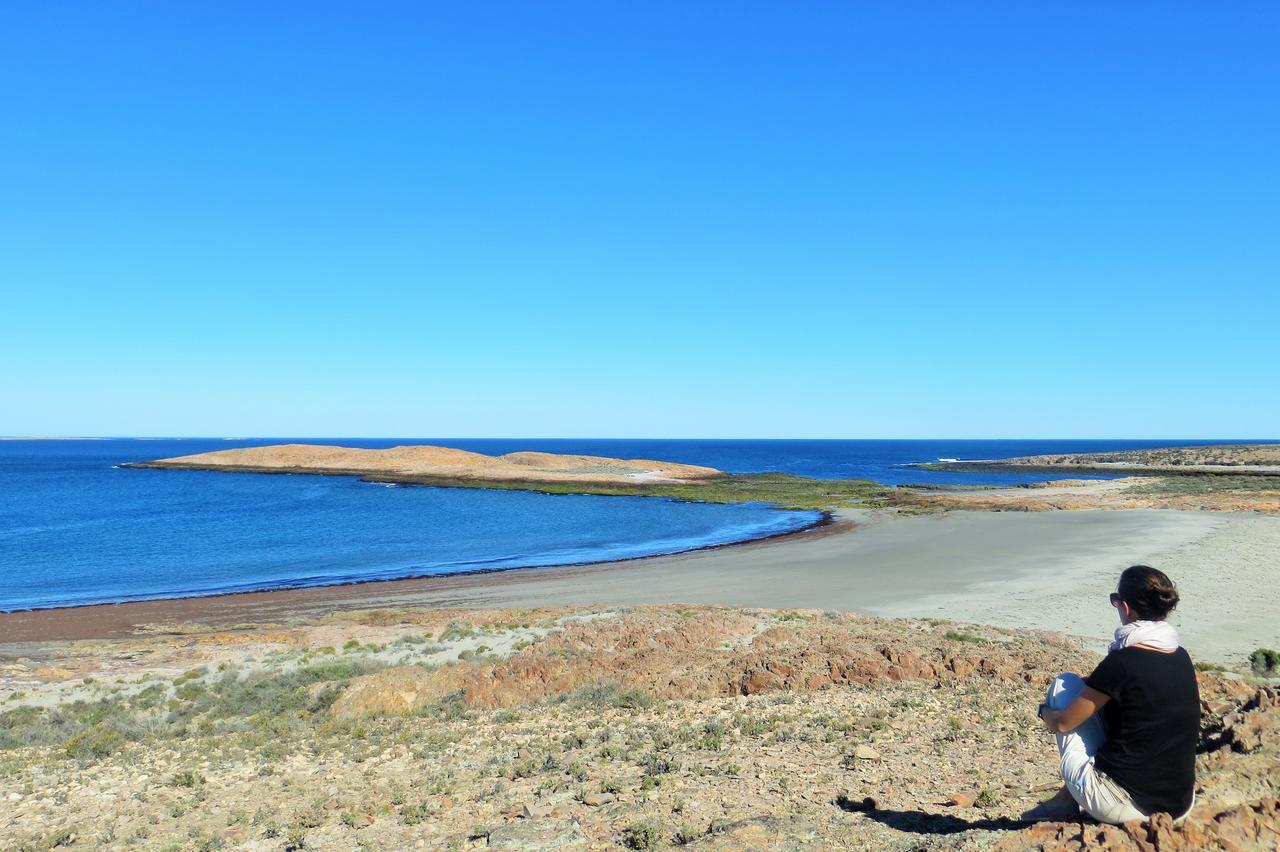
[919,443,1280,477]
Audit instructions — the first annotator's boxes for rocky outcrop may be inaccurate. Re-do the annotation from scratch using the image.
[996,799,1280,851]
[329,665,451,720]
[996,685,1280,851]
[327,607,1095,715]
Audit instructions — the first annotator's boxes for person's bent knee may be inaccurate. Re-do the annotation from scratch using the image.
[1046,672,1086,710]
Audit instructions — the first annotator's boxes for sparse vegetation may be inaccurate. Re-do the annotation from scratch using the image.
[623,819,664,849]
[559,681,654,710]
[2,604,1273,849]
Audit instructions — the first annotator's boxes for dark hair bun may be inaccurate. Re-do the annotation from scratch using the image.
[1118,565,1179,620]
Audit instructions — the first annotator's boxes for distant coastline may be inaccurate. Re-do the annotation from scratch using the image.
[920,443,1280,477]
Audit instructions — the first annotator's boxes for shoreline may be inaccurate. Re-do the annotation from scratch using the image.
[8,508,1277,665]
[0,513,852,643]
[0,509,835,619]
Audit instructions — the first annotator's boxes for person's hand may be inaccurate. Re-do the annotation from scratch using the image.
[1037,702,1060,731]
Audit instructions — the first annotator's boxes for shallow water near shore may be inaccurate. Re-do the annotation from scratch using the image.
[0,438,1251,610]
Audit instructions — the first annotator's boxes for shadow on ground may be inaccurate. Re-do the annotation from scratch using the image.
[847,805,1034,836]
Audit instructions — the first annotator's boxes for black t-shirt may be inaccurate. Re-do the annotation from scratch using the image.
[1085,646,1199,815]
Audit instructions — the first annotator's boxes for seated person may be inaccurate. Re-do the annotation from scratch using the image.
[1023,565,1199,824]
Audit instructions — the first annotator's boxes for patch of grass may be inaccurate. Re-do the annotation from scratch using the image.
[560,681,654,710]
[40,826,77,848]
[63,724,126,761]
[622,820,664,850]
[642,753,679,775]
[943,629,984,644]
[1195,661,1230,673]
[1128,475,1280,497]
[672,823,702,845]
[399,802,432,825]
[168,769,205,788]
[438,622,476,642]
[0,658,385,764]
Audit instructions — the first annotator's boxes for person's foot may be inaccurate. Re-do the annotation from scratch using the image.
[1020,786,1080,822]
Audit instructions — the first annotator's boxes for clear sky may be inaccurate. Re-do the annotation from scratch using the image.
[3,3,1276,438]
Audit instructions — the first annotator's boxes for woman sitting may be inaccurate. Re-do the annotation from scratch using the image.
[1023,565,1199,824]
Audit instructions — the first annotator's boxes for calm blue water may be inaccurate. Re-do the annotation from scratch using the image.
[0,438,1261,611]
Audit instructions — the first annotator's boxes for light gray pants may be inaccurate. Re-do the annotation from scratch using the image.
[1047,673,1149,824]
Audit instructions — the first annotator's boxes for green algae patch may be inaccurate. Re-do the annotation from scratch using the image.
[369,471,892,511]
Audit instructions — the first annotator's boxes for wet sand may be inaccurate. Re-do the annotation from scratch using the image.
[6,508,1270,662]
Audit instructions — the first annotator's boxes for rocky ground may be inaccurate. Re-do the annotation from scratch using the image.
[1,606,1277,850]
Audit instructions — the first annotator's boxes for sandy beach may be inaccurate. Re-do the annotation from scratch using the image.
[4,507,1274,664]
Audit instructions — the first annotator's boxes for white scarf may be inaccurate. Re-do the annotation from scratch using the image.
[1109,620,1180,653]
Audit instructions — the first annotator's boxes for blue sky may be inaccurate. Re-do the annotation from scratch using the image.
[3,3,1276,438]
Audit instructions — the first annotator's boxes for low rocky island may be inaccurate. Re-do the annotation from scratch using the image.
[125,444,891,510]
[127,444,725,487]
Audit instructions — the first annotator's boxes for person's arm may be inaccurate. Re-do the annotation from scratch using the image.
[1040,686,1109,734]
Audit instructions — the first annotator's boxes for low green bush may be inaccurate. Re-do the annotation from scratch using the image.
[1249,648,1280,677]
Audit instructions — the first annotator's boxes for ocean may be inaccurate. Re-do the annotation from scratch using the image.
[0,438,1250,611]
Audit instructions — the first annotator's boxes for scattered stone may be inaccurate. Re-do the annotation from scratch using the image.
[521,802,550,819]
[486,818,586,850]
[853,745,881,761]
[946,793,975,808]
[581,793,614,806]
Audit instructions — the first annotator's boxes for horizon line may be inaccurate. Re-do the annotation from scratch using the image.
[4,436,1277,443]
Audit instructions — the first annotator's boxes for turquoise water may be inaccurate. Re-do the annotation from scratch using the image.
[0,438,1258,611]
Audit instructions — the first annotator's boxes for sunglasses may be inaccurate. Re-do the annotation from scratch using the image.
[1109,592,1124,607]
